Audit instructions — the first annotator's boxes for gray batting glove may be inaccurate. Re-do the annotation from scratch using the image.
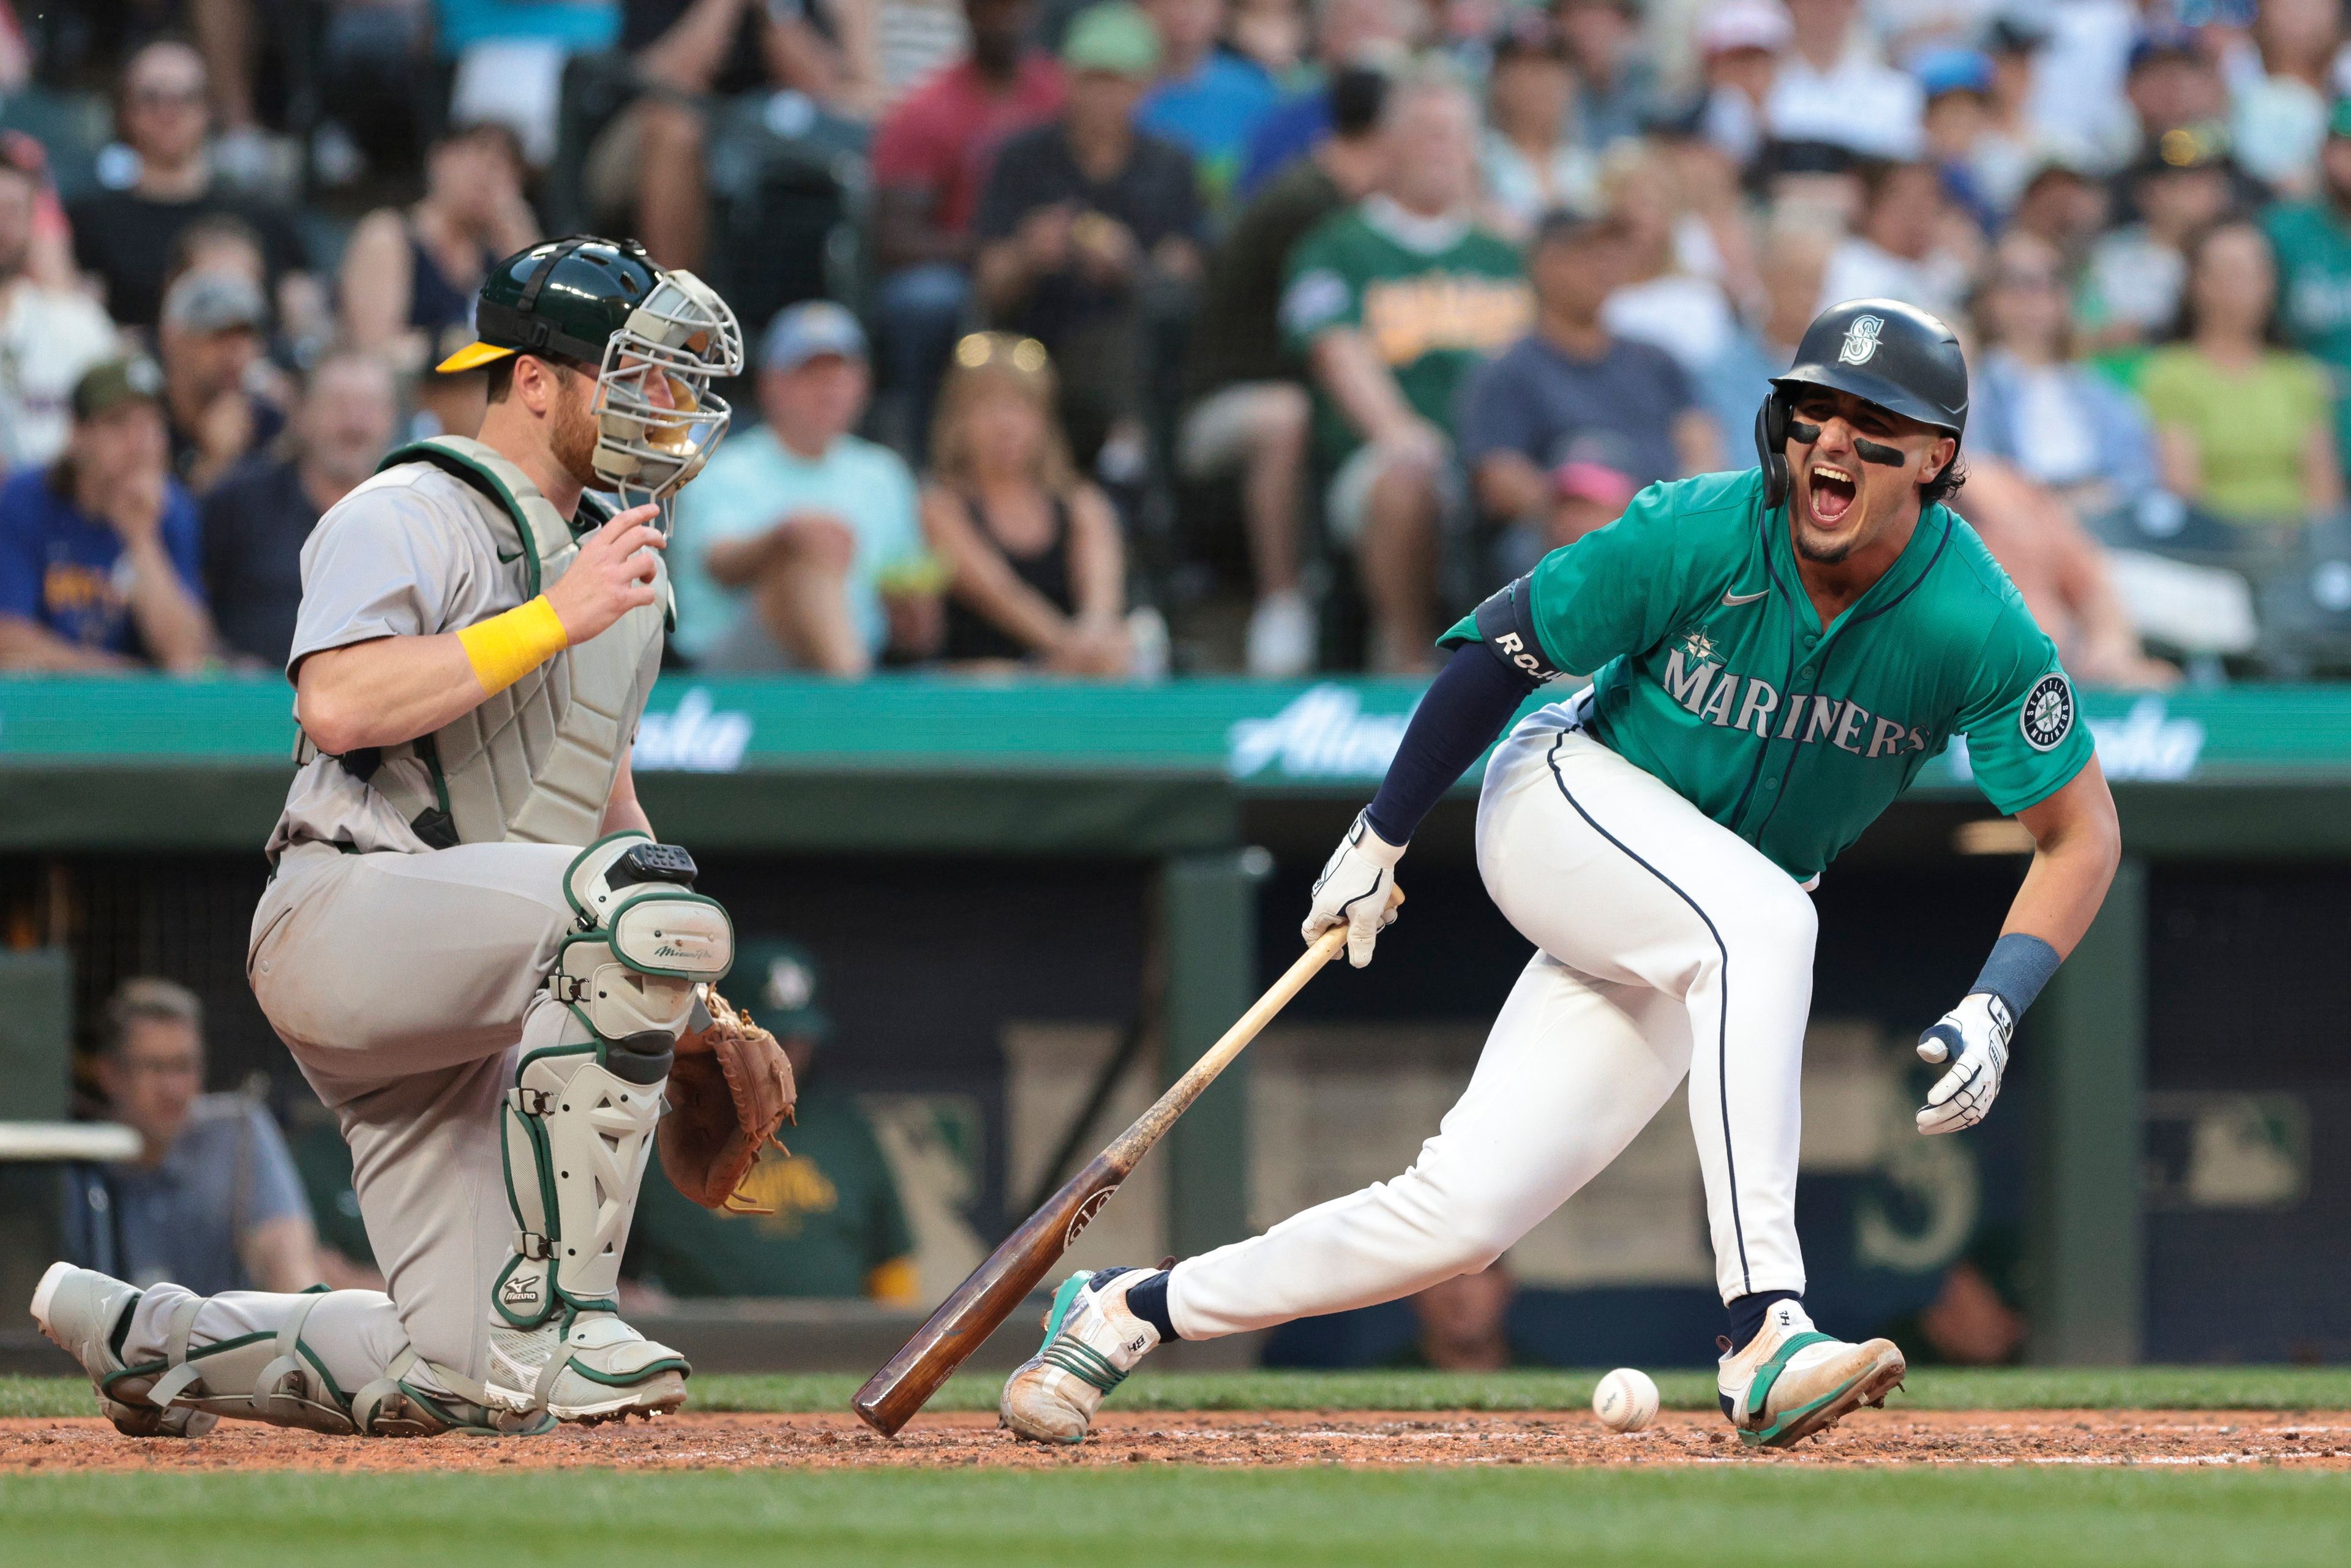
[1916,992,2013,1135]
[1304,809,1404,968]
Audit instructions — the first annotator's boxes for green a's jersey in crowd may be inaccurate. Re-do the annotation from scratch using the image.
[1280,200,1530,467]
[628,1084,914,1300]
[2261,199,2351,466]
[1442,469,2094,883]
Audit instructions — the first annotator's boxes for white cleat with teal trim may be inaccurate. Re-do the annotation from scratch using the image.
[1000,1267,1163,1443]
[1716,1299,1905,1449]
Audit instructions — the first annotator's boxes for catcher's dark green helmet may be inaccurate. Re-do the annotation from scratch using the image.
[438,235,746,503]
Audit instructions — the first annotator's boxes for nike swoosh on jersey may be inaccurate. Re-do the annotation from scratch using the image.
[1720,589,1769,606]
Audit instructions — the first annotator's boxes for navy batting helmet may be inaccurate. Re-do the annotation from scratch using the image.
[1754,299,1968,508]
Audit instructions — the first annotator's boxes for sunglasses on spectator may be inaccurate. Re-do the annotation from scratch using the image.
[1993,269,2061,291]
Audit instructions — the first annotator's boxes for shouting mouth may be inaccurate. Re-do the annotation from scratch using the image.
[1807,463,1857,527]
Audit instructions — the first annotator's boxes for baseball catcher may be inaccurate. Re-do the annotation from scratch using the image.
[32,237,795,1436]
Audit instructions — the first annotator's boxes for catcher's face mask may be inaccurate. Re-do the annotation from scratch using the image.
[591,269,744,506]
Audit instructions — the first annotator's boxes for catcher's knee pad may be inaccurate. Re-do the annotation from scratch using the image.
[132,1292,542,1438]
[497,832,733,1328]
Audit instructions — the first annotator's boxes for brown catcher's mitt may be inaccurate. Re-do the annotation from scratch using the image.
[659,986,798,1211]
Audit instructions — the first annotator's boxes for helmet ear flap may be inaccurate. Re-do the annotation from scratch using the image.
[1755,393,1791,510]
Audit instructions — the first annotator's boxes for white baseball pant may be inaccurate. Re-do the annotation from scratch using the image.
[1167,703,1817,1339]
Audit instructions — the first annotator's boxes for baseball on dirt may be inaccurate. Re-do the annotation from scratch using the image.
[1592,1367,1660,1433]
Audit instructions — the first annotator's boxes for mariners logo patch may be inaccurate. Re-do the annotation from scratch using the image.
[2019,673,2075,752]
[1838,313,1885,366]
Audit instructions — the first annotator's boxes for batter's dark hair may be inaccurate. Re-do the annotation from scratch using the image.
[1921,454,1967,508]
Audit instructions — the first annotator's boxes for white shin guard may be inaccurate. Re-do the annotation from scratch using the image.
[487,832,731,1414]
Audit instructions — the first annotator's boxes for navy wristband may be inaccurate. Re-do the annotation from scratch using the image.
[1970,932,2061,1018]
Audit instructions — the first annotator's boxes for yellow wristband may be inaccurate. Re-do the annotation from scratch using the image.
[457,595,569,697]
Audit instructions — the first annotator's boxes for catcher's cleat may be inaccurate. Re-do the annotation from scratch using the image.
[1716,1299,1905,1450]
[1000,1267,1163,1444]
[484,1313,690,1424]
[29,1261,219,1438]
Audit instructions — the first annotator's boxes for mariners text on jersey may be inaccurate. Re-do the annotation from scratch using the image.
[1444,467,2094,883]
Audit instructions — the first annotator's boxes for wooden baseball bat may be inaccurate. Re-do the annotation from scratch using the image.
[850,887,1402,1435]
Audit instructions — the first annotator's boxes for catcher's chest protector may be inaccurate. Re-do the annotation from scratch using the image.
[372,437,669,848]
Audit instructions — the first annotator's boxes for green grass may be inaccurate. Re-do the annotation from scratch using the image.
[8,1365,2351,1420]
[4,1468,2347,1568]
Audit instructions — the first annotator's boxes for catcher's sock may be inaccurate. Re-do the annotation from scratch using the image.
[1727,1289,1804,1354]
[1124,1270,1177,1341]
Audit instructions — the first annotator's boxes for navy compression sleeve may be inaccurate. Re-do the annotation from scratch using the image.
[1362,641,1542,845]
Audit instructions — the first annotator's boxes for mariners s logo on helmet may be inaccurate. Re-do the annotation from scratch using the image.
[2019,672,2074,752]
[1837,313,1886,366]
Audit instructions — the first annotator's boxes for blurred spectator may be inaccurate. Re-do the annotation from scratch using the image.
[1382,1259,1539,1369]
[1459,211,1715,579]
[1280,70,1528,670]
[1969,12,2049,214]
[158,269,286,493]
[0,357,214,673]
[66,40,309,329]
[922,331,1132,672]
[2265,100,2351,475]
[440,0,626,170]
[870,0,1067,449]
[628,941,919,1302]
[2121,24,2227,150]
[1818,157,1972,320]
[0,152,121,478]
[1692,0,1793,171]
[589,0,859,274]
[201,350,400,669]
[1957,459,2178,691]
[1970,230,2160,520]
[1138,0,1282,205]
[1180,64,1388,676]
[339,121,538,369]
[1556,0,1655,153]
[672,302,940,673]
[1753,133,1863,228]
[973,2,1204,470]
[1697,216,1831,456]
[2232,0,2342,197]
[2008,150,2110,268]
[1914,46,1998,232]
[2143,219,2342,533]
[60,978,322,1297]
[1598,137,1748,377]
[872,0,975,107]
[1478,10,1596,241]
[1237,0,1415,195]
[1766,0,1924,161]
[2082,131,2237,351]
[410,324,494,442]
[1231,0,1308,78]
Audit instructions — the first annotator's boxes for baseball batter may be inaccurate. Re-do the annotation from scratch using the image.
[1004,301,2122,1449]
[32,237,796,1438]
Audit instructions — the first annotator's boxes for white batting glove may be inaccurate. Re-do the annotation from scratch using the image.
[1304,810,1404,968]
[1916,992,2013,1135]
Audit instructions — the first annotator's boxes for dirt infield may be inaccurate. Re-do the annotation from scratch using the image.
[6,1409,2350,1471]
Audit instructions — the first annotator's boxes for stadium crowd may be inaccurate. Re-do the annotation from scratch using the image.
[5,0,2351,680]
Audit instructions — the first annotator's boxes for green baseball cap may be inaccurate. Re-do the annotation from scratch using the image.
[1062,2,1160,78]
[72,355,165,422]
[735,939,830,1043]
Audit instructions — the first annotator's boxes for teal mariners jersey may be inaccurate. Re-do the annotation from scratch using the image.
[1442,468,2094,883]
